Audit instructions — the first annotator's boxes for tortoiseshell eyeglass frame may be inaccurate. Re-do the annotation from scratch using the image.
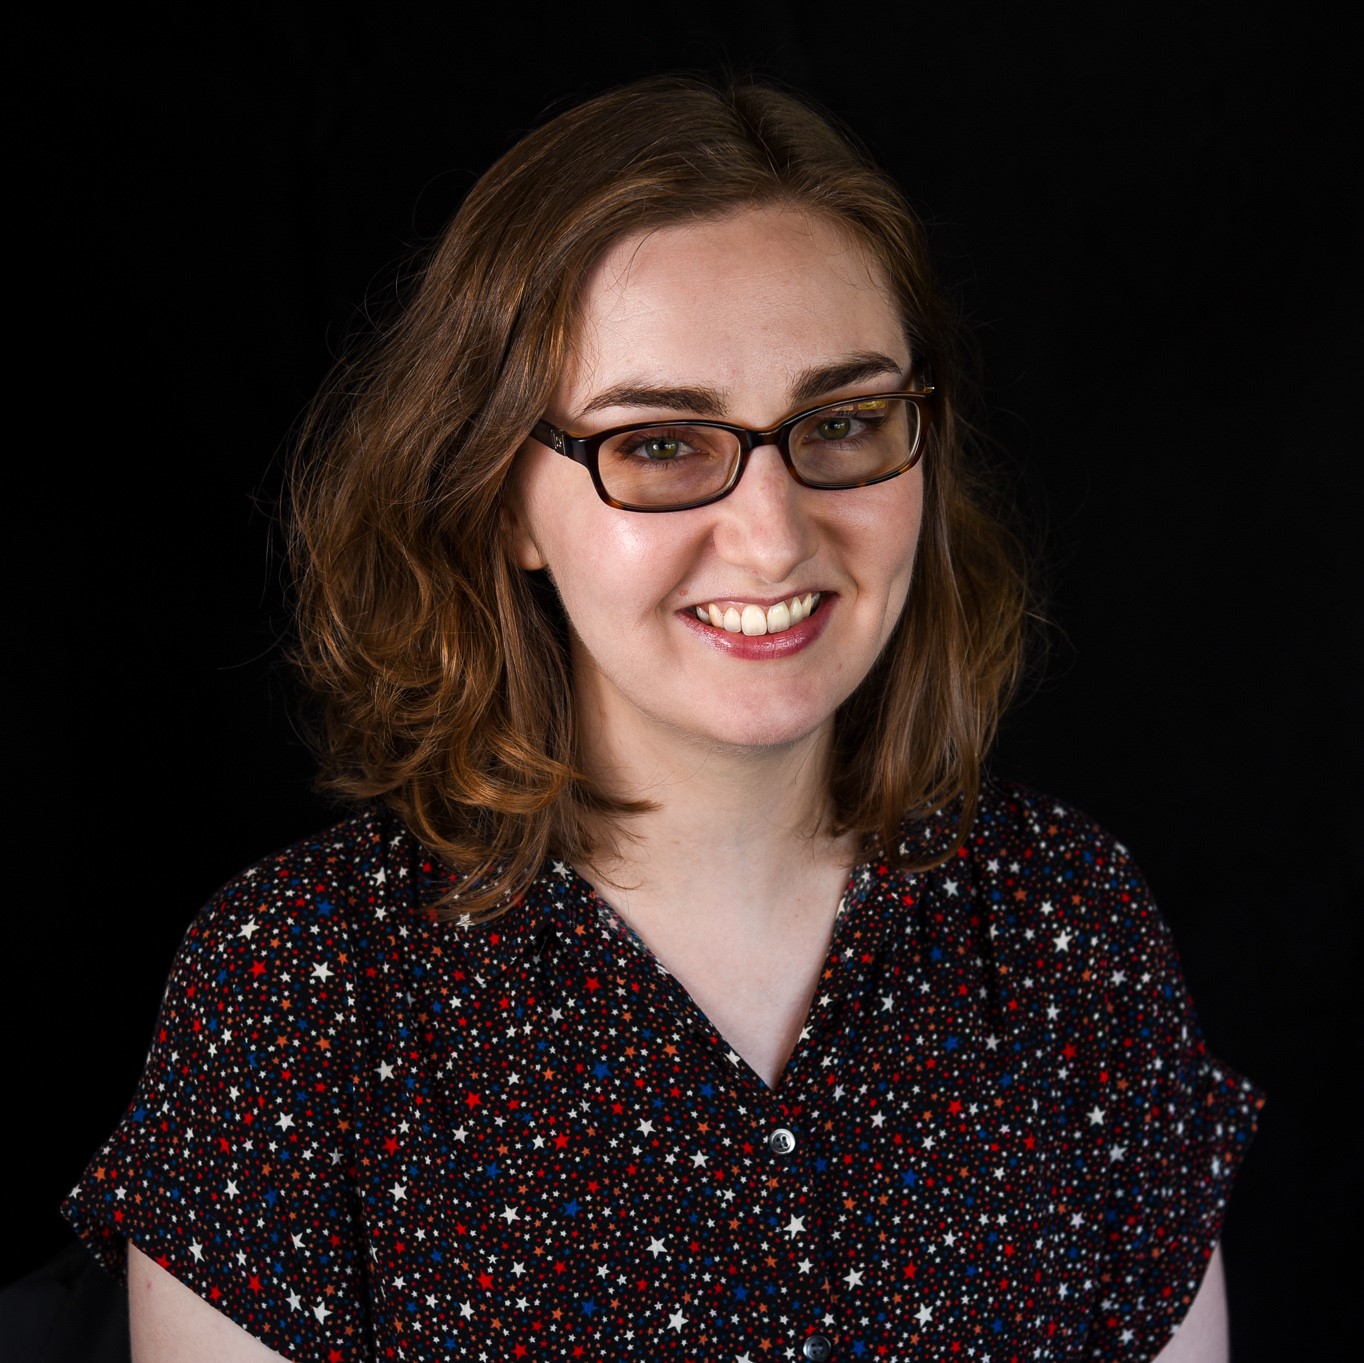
[529,387,936,513]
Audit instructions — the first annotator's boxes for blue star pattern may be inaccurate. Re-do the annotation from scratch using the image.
[65,784,1261,1360]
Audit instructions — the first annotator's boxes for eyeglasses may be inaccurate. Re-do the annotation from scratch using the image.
[530,388,935,512]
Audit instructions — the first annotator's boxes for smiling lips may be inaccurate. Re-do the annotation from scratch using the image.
[691,592,823,637]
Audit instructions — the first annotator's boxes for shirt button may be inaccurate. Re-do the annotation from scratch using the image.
[768,1127,797,1156]
[802,1333,834,1361]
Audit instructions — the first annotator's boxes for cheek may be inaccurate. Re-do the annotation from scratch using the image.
[862,478,924,650]
[845,470,925,592]
[509,446,627,578]
[897,491,925,591]
[521,497,697,639]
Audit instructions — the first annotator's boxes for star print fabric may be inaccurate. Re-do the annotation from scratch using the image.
[65,784,1261,1361]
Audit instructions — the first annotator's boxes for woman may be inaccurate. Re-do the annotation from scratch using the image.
[65,77,1260,1361]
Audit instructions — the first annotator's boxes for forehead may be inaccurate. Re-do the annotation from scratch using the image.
[557,207,907,418]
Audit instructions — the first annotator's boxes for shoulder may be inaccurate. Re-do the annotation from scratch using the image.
[138,801,435,1077]
[137,803,441,1110]
[896,780,1178,980]
[901,779,1152,899]
[195,803,423,934]
[170,803,432,982]
[975,781,1155,911]
[967,779,1141,874]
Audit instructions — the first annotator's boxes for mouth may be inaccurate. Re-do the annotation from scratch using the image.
[690,592,823,637]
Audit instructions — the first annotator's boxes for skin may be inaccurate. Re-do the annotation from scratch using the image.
[130,1242,288,1360]
[129,206,1229,1360]
[507,208,923,1089]
[509,208,923,763]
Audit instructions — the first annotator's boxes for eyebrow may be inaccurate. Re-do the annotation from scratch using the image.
[575,351,909,422]
[789,352,909,406]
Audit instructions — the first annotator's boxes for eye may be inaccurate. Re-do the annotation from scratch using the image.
[805,399,891,444]
[638,435,684,461]
[610,427,721,463]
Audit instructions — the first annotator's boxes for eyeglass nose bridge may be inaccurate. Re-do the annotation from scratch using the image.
[719,417,802,494]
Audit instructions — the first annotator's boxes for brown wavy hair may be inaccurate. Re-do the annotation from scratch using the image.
[290,75,1031,917]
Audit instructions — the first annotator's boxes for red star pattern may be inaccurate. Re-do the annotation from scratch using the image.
[65,784,1261,1360]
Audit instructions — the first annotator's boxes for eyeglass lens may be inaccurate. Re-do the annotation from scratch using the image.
[596,396,921,509]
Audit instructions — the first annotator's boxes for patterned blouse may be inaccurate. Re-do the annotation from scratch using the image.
[65,783,1261,1361]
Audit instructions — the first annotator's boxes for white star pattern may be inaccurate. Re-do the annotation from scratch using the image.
[62,787,1260,1361]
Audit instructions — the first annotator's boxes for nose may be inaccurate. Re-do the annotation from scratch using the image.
[710,442,817,584]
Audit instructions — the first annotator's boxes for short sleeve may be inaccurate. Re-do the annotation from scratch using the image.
[1080,834,1263,1359]
[63,853,372,1363]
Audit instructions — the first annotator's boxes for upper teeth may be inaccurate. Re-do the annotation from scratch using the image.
[693,593,821,636]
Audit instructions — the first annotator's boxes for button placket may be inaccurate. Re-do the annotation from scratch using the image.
[753,1100,841,1361]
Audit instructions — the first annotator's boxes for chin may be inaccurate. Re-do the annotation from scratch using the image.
[684,706,837,755]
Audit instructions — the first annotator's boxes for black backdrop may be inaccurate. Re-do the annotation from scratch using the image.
[16,7,1358,1359]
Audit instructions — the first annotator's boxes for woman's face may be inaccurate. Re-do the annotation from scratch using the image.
[507,206,923,765]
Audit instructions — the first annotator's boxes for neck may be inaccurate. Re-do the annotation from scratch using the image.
[576,698,859,943]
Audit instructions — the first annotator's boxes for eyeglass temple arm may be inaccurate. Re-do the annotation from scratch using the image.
[533,420,596,466]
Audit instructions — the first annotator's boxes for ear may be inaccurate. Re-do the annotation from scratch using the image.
[500,488,547,572]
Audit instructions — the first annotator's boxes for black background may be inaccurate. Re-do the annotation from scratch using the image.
[15,6,1359,1359]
